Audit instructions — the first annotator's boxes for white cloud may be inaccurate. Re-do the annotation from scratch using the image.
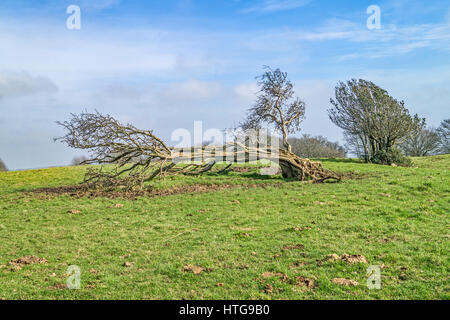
[0,70,58,100]
[284,18,450,58]
[157,80,223,106]
[232,83,258,105]
[241,0,312,14]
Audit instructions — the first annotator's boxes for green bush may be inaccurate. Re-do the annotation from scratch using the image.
[371,147,412,167]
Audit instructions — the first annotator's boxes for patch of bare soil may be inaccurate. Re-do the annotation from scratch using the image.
[259,272,315,291]
[183,264,207,275]
[9,256,47,271]
[340,254,368,264]
[295,276,316,288]
[332,278,359,286]
[261,272,289,282]
[29,182,281,200]
[318,253,368,266]
[263,284,274,293]
[231,167,257,173]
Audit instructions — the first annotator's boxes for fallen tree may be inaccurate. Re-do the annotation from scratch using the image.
[55,111,340,189]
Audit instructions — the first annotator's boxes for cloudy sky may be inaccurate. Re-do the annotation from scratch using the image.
[0,0,449,170]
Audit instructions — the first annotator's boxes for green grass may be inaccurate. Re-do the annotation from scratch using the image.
[0,155,449,300]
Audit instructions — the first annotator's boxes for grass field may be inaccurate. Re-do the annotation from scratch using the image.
[0,155,448,300]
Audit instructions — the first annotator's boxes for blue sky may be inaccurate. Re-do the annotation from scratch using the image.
[0,0,449,170]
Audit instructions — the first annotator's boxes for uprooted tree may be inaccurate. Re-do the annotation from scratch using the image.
[55,111,340,189]
[55,70,340,189]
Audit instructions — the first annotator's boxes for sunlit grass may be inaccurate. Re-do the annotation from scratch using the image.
[0,155,448,299]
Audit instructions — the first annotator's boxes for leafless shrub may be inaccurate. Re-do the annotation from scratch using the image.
[399,127,440,156]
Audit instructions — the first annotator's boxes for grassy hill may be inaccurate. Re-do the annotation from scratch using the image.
[0,155,448,299]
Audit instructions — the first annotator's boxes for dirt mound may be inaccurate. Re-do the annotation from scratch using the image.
[340,254,368,264]
[261,272,289,282]
[183,265,207,274]
[332,278,358,286]
[259,272,315,291]
[318,253,368,265]
[295,276,316,288]
[9,256,47,270]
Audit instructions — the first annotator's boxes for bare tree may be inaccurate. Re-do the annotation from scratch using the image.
[343,131,368,159]
[328,79,424,164]
[399,127,440,156]
[237,67,339,179]
[436,119,450,154]
[240,67,305,153]
[0,158,7,172]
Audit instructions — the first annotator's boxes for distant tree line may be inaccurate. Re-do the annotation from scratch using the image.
[398,127,440,157]
[0,158,7,172]
[289,135,346,159]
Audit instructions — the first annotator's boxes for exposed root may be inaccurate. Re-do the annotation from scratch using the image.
[278,149,341,182]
